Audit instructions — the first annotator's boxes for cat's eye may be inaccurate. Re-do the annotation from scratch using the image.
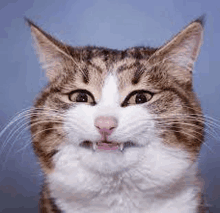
[135,93,148,104]
[69,89,96,105]
[121,90,153,107]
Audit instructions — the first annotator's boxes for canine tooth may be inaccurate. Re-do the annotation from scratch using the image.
[119,143,124,151]
[93,142,97,151]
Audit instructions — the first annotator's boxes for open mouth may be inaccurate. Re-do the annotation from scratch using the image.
[79,141,137,152]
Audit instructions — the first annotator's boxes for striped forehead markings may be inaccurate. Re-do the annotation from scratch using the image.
[117,61,146,85]
[78,61,104,84]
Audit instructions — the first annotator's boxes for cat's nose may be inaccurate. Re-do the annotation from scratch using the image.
[95,116,118,138]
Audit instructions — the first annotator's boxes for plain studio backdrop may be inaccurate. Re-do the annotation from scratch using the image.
[0,0,219,212]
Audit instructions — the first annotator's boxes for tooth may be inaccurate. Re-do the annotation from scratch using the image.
[119,143,124,151]
[93,142,97,151]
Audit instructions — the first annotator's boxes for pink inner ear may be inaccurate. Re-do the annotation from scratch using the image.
[168,33,201,70]
[153,22,203,72]
[191,33,203,61]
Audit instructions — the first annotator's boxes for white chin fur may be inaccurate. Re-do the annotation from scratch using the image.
[48,142,197,213]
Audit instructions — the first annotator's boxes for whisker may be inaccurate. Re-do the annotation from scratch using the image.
[156,118,219,141]
[168,129,214,153]
[16,132,65,154]
[0,117,64,154]
[0,107,66,158]
[31,127,65,139]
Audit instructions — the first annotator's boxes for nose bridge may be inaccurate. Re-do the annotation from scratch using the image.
[94,74,119,140]
[95,116,118,137]
[99,74,119,106]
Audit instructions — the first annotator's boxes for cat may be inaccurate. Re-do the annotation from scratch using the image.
[26,17,206,213]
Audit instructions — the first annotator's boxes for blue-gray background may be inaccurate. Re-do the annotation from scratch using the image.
[0,0,219,212]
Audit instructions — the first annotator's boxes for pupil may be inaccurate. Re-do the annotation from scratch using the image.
[76,93,88,102]
[135,93,147,104]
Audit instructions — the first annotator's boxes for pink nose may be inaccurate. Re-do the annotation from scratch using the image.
[95,116,118,140]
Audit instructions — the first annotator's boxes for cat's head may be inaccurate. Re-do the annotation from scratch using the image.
[28,18,204,183]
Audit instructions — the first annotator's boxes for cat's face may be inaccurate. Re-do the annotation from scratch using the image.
[28,18,204,189]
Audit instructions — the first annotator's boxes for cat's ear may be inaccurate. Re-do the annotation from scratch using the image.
[26,18,75,81]
[149,17,204,85]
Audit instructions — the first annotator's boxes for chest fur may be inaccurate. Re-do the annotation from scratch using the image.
[47,150,200,213]
[48,175,200,213]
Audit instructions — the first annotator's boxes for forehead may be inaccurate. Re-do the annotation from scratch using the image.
[85,56,151,91]
[59,47,158,97]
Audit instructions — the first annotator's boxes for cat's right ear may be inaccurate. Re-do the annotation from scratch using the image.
[25,18,75,81]
[147,17,204,87]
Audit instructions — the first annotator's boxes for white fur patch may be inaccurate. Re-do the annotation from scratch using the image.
[48,74,200,213]
[99,74,120,107]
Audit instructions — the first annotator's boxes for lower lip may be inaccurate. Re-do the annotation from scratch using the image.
[96,142,119,151]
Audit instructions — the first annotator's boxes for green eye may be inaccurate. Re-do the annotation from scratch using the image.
[121,90,153,107]
[69,89,96,105]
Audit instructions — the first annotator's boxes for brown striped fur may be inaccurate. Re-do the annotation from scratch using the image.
[27,17,207,212]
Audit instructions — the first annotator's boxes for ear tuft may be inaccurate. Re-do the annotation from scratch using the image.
[193,15,206,27]
[24,17,35,28]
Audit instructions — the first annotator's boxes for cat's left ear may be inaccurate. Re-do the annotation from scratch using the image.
[148,17,204,85]
[25,18,77,82]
